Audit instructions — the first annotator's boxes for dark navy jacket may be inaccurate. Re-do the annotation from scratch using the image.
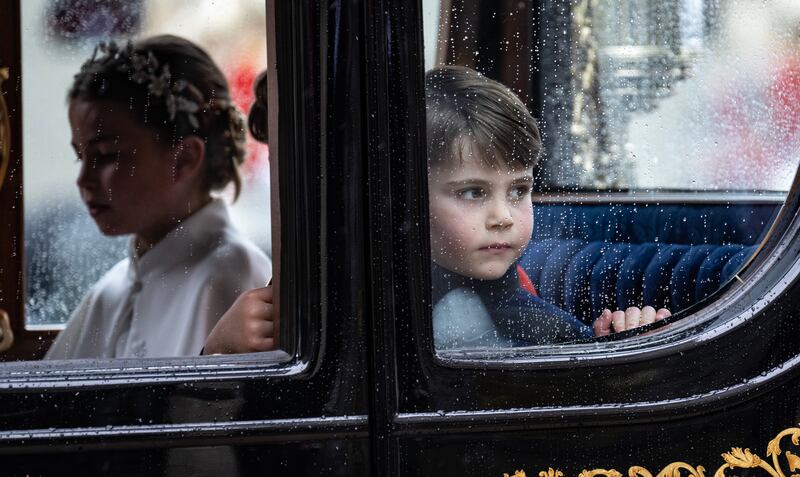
[431,263,593,350]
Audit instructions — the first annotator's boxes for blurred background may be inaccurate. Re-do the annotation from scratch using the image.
[423,0,800,191]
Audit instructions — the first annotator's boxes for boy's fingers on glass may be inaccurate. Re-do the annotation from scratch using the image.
[656,308,672,320]
[641,306,656,325]
[625,307,641,330]
[593,309,613,336]
[612,310,626,332]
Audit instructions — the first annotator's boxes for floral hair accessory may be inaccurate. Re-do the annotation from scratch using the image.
[80,40,202,128]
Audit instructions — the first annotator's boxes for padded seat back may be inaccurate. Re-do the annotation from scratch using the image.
[518,240,756,324]
[520,201,777,324]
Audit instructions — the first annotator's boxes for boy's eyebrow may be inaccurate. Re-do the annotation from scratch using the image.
[445,178,492,187]
[445,174,534,187]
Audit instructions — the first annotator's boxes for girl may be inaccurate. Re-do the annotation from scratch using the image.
[46,35,271,359]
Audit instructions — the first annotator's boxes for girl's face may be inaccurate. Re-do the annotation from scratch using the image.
[69,99,198,248]
[428,150,534,280]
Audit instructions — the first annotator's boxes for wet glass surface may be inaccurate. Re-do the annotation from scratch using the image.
[21,0,271,327]
[421,0,795,351]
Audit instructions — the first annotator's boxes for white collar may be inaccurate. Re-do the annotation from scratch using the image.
[126,199,230,283]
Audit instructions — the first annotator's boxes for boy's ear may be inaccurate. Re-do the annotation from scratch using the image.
[173,136,206,182]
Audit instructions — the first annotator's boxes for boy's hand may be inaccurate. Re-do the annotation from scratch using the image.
[203,286,276,355]
[592,306,671,337]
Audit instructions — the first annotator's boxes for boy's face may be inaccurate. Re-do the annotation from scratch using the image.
[428,150,534,280]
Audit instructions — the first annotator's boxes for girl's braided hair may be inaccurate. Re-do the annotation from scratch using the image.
[247,70,268,143]
[68,34,247,199]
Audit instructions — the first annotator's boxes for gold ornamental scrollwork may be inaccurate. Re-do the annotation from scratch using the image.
[580,469,622,477]
[504,426,800,477]
[0,66,11,193]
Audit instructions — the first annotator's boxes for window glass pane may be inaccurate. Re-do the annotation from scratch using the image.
[21,1,272,357]
[565,0,800,191]
[422,0,792,352]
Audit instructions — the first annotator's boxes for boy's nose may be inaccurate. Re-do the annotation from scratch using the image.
[486,200,514,229]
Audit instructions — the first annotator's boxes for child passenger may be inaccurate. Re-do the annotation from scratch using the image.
[426,65,668,348]
[201,66,667,355]
[45,35,271,359]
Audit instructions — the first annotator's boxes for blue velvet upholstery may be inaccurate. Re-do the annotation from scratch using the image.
[520,202,779,324]
[694,245,743,301]
[563,241,606,323]
[669,245,716,311]
[589,243,631,322]
[519,238,560,288]
[538,239,584,310]
[616,243,660,313]
[532,204,778,244]
[721,246,757,283]
[642,244,690,310]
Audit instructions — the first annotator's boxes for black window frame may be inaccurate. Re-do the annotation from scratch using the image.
[0,0,372,454]
[2,0,307,381]
[363,0,800,432]
[394,0,800,368]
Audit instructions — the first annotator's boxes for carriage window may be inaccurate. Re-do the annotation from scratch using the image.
[424,0,796,351]
[17,0,274,359]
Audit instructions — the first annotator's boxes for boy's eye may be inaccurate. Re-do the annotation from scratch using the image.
[456,187,486,200]
[509,185,531,201]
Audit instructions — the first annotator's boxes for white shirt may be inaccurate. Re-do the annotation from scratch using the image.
[45,199,271,359]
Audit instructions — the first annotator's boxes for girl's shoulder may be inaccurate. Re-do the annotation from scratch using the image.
[208,228,270,270]
[91,257,132,294]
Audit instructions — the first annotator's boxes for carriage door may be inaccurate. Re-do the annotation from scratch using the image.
[0,0,53,360]
[0,1,372,475]
[363,0,800,475]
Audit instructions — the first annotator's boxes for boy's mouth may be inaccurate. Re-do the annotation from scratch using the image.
[480,242,512,251]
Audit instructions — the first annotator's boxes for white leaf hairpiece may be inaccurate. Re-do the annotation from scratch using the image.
[81,40,202,127]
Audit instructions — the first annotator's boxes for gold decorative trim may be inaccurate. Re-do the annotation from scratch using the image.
[504,425,800,477]
[0,66,10,193]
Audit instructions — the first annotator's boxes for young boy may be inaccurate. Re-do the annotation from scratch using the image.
[425,66,669,349]
[202,66,668,354]
[426,65,589,348]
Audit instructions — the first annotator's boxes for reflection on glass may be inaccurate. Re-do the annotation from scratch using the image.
[22,0,270,328]
[571,0,800,190]
[423,0,791,351]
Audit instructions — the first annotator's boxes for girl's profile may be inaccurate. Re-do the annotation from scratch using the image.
[45,35,271,359]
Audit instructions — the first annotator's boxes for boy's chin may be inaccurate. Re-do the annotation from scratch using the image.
[455,264,510,281]
[468,269,509,281]
[433,258,512,281]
